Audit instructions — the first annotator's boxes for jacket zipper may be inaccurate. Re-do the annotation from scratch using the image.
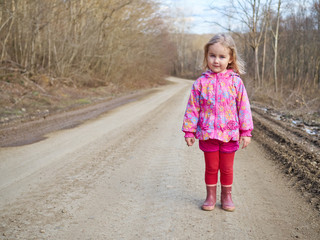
[214,74,219,136]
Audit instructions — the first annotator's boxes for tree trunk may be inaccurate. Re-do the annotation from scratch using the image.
[273,0,281,92]
[254,46,260,87]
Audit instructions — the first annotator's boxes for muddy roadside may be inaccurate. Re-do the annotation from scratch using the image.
[0,89,156,147]
[251,105,320,212]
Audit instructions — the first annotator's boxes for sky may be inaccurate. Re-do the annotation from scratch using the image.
[158,0,228,34]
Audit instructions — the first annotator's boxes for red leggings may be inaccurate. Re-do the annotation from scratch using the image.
[204,151,235,185]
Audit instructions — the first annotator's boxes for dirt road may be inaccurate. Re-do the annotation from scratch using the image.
[0,77,319,240]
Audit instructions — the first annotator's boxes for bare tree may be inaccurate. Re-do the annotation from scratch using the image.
[0,0,174,88]
[210,0,271,87]
[261,0,272,85]
[173,0,319,111]
[313,0,320,88]
[271,0,282,92]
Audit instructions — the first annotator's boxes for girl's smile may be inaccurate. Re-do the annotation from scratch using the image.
[207,43,232,73]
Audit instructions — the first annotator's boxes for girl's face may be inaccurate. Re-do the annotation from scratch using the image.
[207,43,232,73]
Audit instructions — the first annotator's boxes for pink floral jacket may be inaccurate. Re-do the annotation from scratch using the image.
[182,69,253,142]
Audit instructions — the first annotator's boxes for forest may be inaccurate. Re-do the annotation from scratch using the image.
[172,0,320,114]
[0,0,319,121]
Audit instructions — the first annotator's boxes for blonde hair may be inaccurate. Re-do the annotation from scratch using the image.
[203,33,246,75]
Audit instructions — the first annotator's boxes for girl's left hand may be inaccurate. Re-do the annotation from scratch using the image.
[185,137,195,147]
[240,136,251,149]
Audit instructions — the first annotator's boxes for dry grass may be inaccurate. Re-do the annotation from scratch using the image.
[245,78,320,126]
[0,72,167,125]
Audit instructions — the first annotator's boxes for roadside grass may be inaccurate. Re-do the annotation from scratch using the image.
[0,73,167,125]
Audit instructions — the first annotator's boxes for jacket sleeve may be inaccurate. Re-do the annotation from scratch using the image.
[184,131,196,138]
[235,77,253,137]
[182,80,201,135]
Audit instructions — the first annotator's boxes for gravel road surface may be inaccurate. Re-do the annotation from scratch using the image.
[0,77,319,239]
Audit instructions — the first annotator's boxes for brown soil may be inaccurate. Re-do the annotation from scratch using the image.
[0,72,168,126]
[0,76,117,124]
[0,74,167,147]
[252,106,320,211]
[0,89,154,147]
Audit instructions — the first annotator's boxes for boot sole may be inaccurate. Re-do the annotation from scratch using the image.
[202,205,215,211]
[222,206,235,212]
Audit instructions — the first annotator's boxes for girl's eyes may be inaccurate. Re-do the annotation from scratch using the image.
[209,54,226,58]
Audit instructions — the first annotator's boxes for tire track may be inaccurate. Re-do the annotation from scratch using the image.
[252,108,320,211]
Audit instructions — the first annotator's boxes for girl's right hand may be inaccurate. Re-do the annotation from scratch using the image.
[185,137,195,147]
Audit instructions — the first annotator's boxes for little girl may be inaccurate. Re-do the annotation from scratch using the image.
[182,33,253,212]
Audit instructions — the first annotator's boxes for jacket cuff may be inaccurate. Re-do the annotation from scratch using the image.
[184,132,195,138]
[240,130,252,137]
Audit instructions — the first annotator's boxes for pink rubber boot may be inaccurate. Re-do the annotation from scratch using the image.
[202,185,217,211]
[221,186,235,212]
